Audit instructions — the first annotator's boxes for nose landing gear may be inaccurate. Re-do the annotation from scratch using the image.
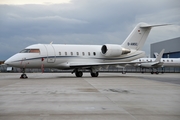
[20,68,28,79]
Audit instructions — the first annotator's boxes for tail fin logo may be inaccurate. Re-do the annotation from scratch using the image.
[128,42,138,46]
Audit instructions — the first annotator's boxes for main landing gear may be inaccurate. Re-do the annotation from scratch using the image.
[151,68,159,74]
[71,69,83,77]
[72,69,99,77]
[75,71,83,77]
[20,68,28,79]
[122,68,126,74]
[91,72,99,77]
[151,71,159,74]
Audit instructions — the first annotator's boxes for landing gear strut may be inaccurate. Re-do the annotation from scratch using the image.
[90,68,99,77]
[20,68,28,79]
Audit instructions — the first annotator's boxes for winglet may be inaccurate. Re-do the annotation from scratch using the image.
[154,49,165,62]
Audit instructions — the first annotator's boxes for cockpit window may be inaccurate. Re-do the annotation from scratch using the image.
[20,49,30,53]
[29,49,40,53]
[20,49,40,53]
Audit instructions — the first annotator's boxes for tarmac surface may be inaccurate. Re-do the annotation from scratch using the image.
[0,72,180,120]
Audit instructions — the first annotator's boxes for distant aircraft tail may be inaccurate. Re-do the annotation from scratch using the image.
[121,23,171,50]
[154,52,159,58]
[154,49,165,62]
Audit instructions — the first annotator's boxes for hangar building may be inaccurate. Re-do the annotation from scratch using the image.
[151,37,180,58]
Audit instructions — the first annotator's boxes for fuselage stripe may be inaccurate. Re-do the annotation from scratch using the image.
[12,53,142,62]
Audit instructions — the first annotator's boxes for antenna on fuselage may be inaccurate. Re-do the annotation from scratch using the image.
[50,41,53,44]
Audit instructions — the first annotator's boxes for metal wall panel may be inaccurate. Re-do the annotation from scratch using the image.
[151,37,180,58]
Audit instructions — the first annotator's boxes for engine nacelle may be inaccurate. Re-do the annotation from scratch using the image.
[101,44,131,57]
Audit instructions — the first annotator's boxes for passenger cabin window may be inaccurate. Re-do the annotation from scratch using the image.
[20,49,40,53]
[71,52,73,56]
[88,52,90,56]
[93,52,96,56]
[65,52,67,56]
[59,52,61,55]
[77,52,79,56]
[171,60,173,62]
[82,52,85,56]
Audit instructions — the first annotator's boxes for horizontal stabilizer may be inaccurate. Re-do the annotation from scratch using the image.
[140,24,172,28]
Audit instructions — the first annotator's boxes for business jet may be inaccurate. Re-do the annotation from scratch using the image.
[133,49,180,74]
[5,23,170,78]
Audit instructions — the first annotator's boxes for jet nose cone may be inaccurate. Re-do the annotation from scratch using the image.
[4,56,16,66]
[4,59,11,65]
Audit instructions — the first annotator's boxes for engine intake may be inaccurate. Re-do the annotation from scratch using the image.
[101,44,131,57]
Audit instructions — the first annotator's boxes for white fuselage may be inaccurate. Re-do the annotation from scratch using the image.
[5,44,145,69]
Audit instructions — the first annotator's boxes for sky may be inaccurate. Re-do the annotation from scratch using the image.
[0,0,180,60]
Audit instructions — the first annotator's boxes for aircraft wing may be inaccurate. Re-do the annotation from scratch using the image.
[69,61,140,68]
[151,62,164,67]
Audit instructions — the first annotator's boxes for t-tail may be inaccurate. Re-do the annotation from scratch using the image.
[121,23,171,50]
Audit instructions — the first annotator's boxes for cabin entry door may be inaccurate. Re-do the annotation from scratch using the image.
[44,45,56,63]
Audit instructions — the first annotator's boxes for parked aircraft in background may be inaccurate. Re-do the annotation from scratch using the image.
[5,23,170,78]
[132,49,180,74]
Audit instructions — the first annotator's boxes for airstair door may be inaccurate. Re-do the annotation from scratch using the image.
[44,45,56,63]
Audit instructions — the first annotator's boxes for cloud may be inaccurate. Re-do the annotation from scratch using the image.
[0,0,71,5]
[0,0,180,60]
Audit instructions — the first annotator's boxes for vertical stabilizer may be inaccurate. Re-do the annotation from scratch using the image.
[154,52,158,58]
[121,23,171,50]
[154,49,165,62]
